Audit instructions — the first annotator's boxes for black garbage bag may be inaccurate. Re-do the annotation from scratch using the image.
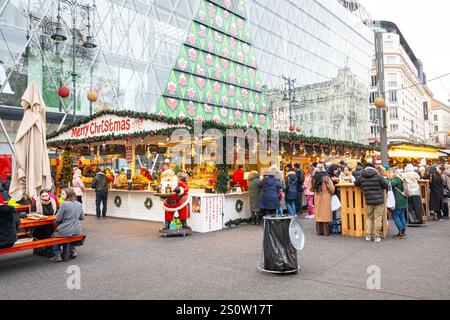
[263,217,297,273]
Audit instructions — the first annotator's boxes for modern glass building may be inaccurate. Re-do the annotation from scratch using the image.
[0,0,374,171]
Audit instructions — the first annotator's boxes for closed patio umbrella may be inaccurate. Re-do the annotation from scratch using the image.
[9,81,52,200]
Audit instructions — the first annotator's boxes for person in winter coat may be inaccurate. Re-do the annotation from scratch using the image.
[0,204,20,249]
[294,163,305,214]
[429,166,444,221]
[442,165,450,219]
[419,166,429,180]
[258,170,281,217]
[72,168,85,203]
[274,169,286,216]
[352,164,364,180]
[303,166,315,219]
[32,190,59,257]
[390,169,408,239]
[91,169,109,219]
[50,189,85,262]
[247,171,261,224]
[402,164,423,224]
[339,166,355,184]
[285,169,298,216]
[308,164,335,236]
[354,163,388,242]
[2,174,11,193]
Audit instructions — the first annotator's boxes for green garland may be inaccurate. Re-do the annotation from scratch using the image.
[114,196,122,208]
[224,218,252,228]
[235,199,244,213]
[216,164,229,194]
[46,110,373,151]
[61,149,73,185]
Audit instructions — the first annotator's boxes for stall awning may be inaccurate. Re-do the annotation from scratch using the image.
[388,144,443,159]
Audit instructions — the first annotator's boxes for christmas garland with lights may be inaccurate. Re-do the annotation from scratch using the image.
[46,110,373,151]
[235,199,244,213]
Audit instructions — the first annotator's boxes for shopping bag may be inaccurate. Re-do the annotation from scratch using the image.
[387,190,396,210]
[331,195,341,211]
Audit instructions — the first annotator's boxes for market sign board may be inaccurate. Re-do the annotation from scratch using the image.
[48,114,189,142]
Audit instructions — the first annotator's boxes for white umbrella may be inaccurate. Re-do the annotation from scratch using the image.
[9,81,52,200]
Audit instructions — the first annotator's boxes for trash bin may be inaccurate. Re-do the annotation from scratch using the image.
[259,215,304,274]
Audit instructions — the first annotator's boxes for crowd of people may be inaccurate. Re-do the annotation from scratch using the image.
[246,160,450,242]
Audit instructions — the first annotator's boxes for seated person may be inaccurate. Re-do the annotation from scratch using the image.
[0,204,20,249]
[36,190,58,216]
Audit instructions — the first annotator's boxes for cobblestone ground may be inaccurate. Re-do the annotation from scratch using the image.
[1,215,449,300]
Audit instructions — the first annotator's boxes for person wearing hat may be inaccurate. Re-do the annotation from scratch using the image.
[258,169,281,218]
[429,166,445,221]
[354,163,388,242]
[402,164,423,224]
[247,171,261,224]
[307,163,334,236]
[294,163,305,215]
[162,159,171,172]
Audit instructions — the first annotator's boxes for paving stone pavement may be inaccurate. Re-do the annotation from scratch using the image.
[1,215,449,300]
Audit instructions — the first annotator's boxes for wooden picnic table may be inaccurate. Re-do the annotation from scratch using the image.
[19,215,56,229]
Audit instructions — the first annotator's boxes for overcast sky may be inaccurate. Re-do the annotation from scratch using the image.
[358,0,450,103]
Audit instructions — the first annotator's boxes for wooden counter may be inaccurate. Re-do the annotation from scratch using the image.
[338,184,388,238]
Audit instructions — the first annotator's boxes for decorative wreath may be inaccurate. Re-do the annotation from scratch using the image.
[235,199,244,213]
[144,197,153,210]
[114,196,122,208]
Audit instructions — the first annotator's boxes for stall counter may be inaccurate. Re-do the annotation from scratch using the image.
[83,189,251,233]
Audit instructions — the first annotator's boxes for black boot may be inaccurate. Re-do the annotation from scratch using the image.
[181,220,191,230]
[161,220,170,230]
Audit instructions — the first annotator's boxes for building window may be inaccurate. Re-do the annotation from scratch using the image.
[434,114,438,121]
[389,107,398,119]
[390,124,399,132]
[384,41,394,49]
[370,108,380,122]
[434,126,439,132]
[369,92,377,104]
[386,56,397,64]
[387,73,398,87]
[435,137,440,143]
[423,102,429,120]
[371,75,377,87]
[388,90,397,102]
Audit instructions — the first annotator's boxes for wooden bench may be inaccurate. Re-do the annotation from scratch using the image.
[0,235,86,261]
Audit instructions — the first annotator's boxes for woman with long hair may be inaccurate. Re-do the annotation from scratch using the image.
[308,164,335,236]
[49,188,85,262]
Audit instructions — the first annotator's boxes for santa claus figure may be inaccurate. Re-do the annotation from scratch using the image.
[162,174,191,230]
[162,159,171,172]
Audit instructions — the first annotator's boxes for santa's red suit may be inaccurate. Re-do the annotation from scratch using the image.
[162,180,190,227]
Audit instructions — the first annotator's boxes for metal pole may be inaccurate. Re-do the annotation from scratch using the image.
[72,2,77,123]
[289,79,292,128]
[375,32,388,166]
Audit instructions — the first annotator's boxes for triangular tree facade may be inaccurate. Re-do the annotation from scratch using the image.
[157,0,269,128]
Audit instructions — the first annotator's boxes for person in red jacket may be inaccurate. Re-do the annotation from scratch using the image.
[162,174,190,230]
[232,165,247,190]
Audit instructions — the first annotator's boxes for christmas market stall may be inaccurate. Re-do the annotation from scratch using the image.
[46,110,251,233]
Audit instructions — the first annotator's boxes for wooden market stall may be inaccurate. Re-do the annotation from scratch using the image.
[46,111,252,233]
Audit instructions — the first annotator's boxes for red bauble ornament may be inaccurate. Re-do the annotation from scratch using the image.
[58,86,70,98]
[289,125,295,132]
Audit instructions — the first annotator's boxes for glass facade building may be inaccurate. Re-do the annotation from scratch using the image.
[0,0,373,142]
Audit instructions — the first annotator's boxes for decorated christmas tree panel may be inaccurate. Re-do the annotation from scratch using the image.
[158,0,270,128]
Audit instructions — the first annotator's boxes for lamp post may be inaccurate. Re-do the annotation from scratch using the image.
[51,0,97,123]
[374,31,389,166]
[282,75,298,130]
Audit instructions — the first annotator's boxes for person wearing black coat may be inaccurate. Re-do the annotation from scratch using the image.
[0,205,20,249]
[352,164,364,180]
[285,170,298,216]
[294,163,305,214]
[429,166,445,221]
[354,164,388,242]
[258,171,281,217]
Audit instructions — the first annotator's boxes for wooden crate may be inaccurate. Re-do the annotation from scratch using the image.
[339,184,388,238]
[419,180,430,223]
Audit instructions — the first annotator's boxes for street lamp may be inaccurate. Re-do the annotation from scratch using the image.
[282,75,297,130]
[51,0,97,123]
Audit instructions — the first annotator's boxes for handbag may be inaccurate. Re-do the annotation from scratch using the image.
[387,182,396,210]
[331,195,341,211]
